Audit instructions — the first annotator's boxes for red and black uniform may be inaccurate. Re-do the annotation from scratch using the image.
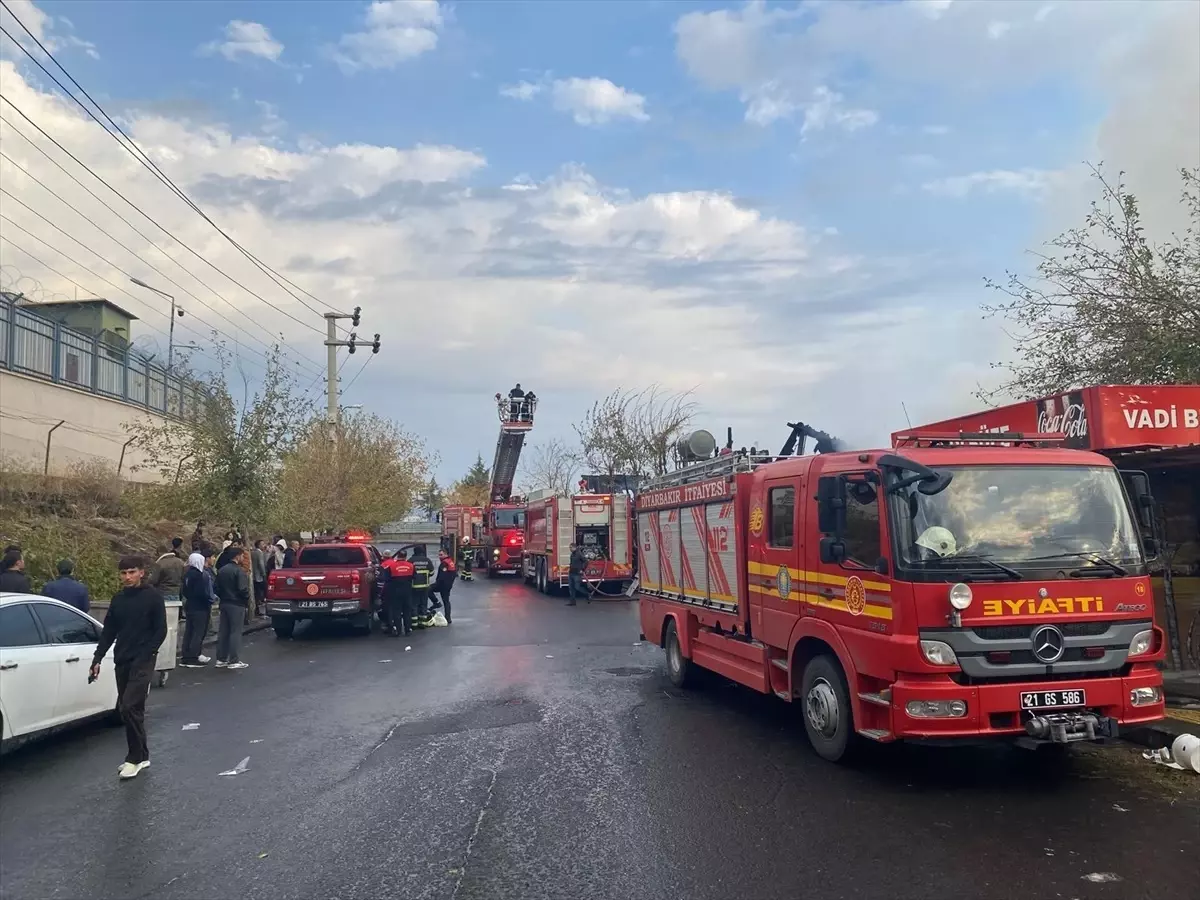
[381,556,415,636]
[435,556,457,624]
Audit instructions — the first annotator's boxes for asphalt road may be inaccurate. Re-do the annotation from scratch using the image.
[2,579,1197,900]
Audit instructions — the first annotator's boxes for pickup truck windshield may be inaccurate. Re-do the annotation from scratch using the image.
[296,547,368,567]
[493,509,525,529]
[893,465,1144,576]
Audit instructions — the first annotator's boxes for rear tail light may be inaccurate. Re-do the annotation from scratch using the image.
[351,570,361,595]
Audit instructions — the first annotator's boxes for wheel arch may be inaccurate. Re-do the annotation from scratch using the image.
[788,619,863,723]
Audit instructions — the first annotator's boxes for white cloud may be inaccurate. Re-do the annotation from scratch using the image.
[799,86,878,136]
[986,21,1012,40]
[500,75,650,127]
[328,0,444,73]
[922,168,1058,198]
[0,59,956,478]
[549,77,649,126]
[200,20,284,63]
[0,0,98,60]
[499,81,543,101]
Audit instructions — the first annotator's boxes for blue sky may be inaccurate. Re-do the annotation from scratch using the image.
[2,0,1197,484]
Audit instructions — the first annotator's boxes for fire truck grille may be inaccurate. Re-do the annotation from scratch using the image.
[972,621,1112,641]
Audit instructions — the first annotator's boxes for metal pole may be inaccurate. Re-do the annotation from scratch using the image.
[325,313,339,427]
[44,419,65,475]
[118,436,135,475]
[168,294,176,371]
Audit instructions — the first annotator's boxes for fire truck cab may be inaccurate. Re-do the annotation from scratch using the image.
[639,434,1166,762]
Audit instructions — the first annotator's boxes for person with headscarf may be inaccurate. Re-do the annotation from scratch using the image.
[179,546,216,667]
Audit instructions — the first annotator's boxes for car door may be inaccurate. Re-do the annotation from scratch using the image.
[754,476,803,648]
[0,602,61,738]
[31,602,116,723]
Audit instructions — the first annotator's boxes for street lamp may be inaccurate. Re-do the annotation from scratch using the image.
[130,277,182,370]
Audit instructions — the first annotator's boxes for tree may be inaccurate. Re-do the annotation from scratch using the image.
[445,454,491,507]
[519,438,578,496]
[126,342,308,528]
[574,386,697,479]
[274,412,432,532]
[419,477,444,519]
[980,165,1200,402]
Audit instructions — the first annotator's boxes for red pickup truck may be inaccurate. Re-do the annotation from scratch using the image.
[265,543,383,638]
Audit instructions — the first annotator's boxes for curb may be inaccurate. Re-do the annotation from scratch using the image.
[1122,715,1199,750]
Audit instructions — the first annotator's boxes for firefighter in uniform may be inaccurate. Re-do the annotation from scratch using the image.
[381,550,415,636]
[458,536,474,581]
[435,550,457,624]
[409,544,435,627]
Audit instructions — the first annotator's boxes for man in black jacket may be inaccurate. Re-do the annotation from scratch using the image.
[568,543,587,607]
[90,556,166,780]
[0,547,31,593]
[215,547,251,669]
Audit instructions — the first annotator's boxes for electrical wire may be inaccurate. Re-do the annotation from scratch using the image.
[0,182,323,378]
[341,353,375,396]
[0,5,349,335]
[0,99,331,347]
[0,140,327,377]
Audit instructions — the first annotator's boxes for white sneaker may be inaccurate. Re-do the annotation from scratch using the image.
[118,762,140,779]
[226,661,249,670]
[214,660,228,668]
[136,760,150,774]
[198,655,211,664]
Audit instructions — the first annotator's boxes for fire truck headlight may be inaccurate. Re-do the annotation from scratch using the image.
[1129,686,1161,706]
[920,640,958,667]
[493,549,500,556]
[948,582,973,611]
[1127,629,1153,657]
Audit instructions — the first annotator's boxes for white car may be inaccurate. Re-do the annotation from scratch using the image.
[0,592,118,750]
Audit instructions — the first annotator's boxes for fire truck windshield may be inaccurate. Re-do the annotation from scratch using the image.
[492,509,525,529]
[891,465,1145,578]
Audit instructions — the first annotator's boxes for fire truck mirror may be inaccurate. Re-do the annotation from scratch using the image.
[819,536,846,564]
[816,475,847,536]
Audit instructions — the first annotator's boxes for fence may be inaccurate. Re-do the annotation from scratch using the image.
[0,295,205,421]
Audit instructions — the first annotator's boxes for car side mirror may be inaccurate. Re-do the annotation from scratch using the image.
[816,476,847,537]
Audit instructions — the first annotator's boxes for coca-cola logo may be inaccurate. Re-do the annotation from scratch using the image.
[1037,392,1090,448]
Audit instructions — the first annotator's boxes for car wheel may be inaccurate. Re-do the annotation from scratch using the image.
[352,611,374,635]
[272,617,295,639]
[800,654,857,763]
[664,619,694,689]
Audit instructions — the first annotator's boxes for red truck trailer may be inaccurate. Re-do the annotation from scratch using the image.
[638,431,1167,762]
[522,489,634,594]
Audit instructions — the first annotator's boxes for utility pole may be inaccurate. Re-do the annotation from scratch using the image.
[323,306,380,426]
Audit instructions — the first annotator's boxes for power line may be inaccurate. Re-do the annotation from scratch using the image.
[0,137,327,377]
[342,353,375,396]
[0,218,261,371]
[0,98,331,343]
[0,179,324,378]
[0,5,349,335]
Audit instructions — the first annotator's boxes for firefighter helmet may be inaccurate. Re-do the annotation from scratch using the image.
[916,526,957,558]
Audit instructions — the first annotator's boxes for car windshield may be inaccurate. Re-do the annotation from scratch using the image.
[297,547,368,567]
[892,465,1144,574]
[493,509,525,529]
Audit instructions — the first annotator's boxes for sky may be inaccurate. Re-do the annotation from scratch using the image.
[0,0,1197,484]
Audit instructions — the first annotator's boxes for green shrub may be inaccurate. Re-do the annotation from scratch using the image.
[1,518,121,602]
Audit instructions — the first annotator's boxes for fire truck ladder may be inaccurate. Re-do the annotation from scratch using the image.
[489,396,536,502]
[640,450,775,492]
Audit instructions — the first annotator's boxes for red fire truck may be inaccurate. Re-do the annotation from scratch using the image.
[482,393,535,576]
[441,505,483,554]
[522,489,634,594]
[638,426,1167,762]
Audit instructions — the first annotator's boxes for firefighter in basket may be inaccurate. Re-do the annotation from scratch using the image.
[458,536,475,581]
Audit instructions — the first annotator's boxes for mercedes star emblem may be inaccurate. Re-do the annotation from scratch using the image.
[1030,624,1065,664]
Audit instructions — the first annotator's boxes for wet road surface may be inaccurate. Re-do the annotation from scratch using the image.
[2,578,1197,899]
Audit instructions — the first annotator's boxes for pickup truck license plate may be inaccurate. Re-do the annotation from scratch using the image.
[298,600,328,610]
[1020,689,1086,710]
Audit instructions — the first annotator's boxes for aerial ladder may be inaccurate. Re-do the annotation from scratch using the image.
[482,392,537,574]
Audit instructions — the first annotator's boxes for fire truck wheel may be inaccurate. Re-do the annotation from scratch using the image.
[800,655,855,762]
[664,619,694,689]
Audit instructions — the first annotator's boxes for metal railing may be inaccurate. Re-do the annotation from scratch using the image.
[0,294,205,421]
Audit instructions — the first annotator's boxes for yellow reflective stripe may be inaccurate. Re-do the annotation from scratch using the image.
[746,560,891,593]
[747,585,894,621]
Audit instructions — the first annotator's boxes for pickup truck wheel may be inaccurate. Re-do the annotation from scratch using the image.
[664,619,694,689]
[800,655,856,763]
[272,617,295,639]
[352,611,374,636]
